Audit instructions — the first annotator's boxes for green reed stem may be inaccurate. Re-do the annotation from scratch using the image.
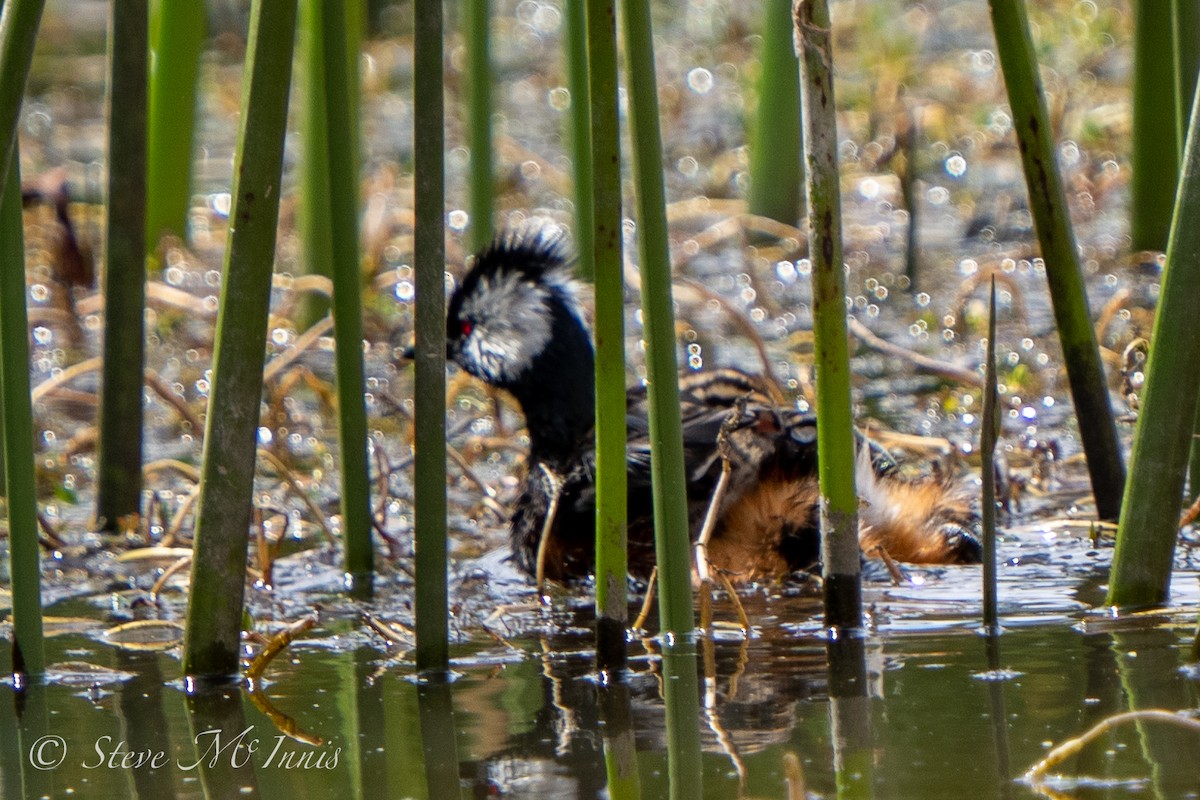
[747,0,802,225]
[588,0,627,672]
[619,0,693,641]
[145,0,205,252]
[413,0,449,677]
[796,0,862,632]
[183,0,297,680]
[981,278,999,634]
[296,0,333,328]
[95,0,148,532]
[1172,1,1200,161]
[322,0,373,585]
[1,147,44,679]
[1132,1,1180,252]
[0,0,45,194]
[566,0,594,280]
[988,0,1126,522]
[1108,80,1200,610]
[465,0,492,252]
[1175,0,1200,503]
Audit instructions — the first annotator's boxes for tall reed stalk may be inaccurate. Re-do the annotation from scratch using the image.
[95,0,148,532]
[465,0,492,252]
[618,0,693,641]
[1,148,44,679]
[747,0,802,225]
[1177,0,1200,503]
[988,0,1126,522]
[413,0,449,677]
[587,0,628,671]
[183,0,297,680]
[0,0,45,193]
[796,0,862,632]
[322,0,374,585]
[1108,80,1200,610]
[145,0,205,251]
[566,0,594,280]
[1131,1,1180,252]
[981,279,999,634]
[296,0,334,328]
[618,1,702,795]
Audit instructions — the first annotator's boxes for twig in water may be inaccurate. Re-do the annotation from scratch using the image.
[1025,709,1200,784]
[150,555,192,603]
[633,566,657,631]
[245,615,318,688]
[534,463,564,599]
[849,317,983,387]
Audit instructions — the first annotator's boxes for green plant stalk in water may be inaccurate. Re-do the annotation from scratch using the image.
[96,0,148,532]
[747,0,803,225]
[145,0,205,252]
[322,0,374,585]
[413,0,450,677]
[296,0,334,328]
[1,148,45,679]
[566,0,594,281]
[183,0,298,679]
[1131,0,1180,252]
[981,279,999,634]
[465,0,492,253]
[796,0,862,632]
[1109,80,1200,609]
[587,0,628,672]
[988,0,1126,522]
[0,0,45,194]
[619,0,702,793]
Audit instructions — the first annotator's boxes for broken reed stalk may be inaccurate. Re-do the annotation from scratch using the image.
[587,0,629,672]
[1,147,45,679]
[145,0,205,251]
[413,0,450,677]
[747,0,802,225]
[465,0,492,253]
[182,0,297,680]
[1108,79,1200,609]
[981,278,999,633]
[296,0,334,328]
[566,0,594,280]
[321,0,374,585]
[95,0,149,532]
[0,0,45,193]
[619,0,703,795]
[1131,1,1180,252]
[988,0,1126,522]
[796,0,862,632]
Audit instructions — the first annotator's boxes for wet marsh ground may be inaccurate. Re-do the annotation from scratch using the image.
[3,0,1200,797]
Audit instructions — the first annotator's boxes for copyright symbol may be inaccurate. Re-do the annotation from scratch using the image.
[29,735,66,770]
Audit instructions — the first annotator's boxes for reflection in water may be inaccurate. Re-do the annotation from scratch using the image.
[185,685,261,799]
[418,677,464,799]
[115,648,175,799]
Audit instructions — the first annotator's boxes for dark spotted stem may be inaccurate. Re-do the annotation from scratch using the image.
[184,0,297,681]
[96,0,148,531]
[982,280,1000,633]
[587,0,629,673]
[1109,77,1200,609]
[988,0,1126,522]
[414,0,450,677]
[795,0,863,633]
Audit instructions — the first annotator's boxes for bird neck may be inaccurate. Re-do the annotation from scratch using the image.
[508,310,596,471]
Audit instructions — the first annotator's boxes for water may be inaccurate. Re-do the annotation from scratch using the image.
[8,0,1200,796]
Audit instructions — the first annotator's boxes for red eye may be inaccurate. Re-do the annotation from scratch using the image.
[460,320,473,337]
